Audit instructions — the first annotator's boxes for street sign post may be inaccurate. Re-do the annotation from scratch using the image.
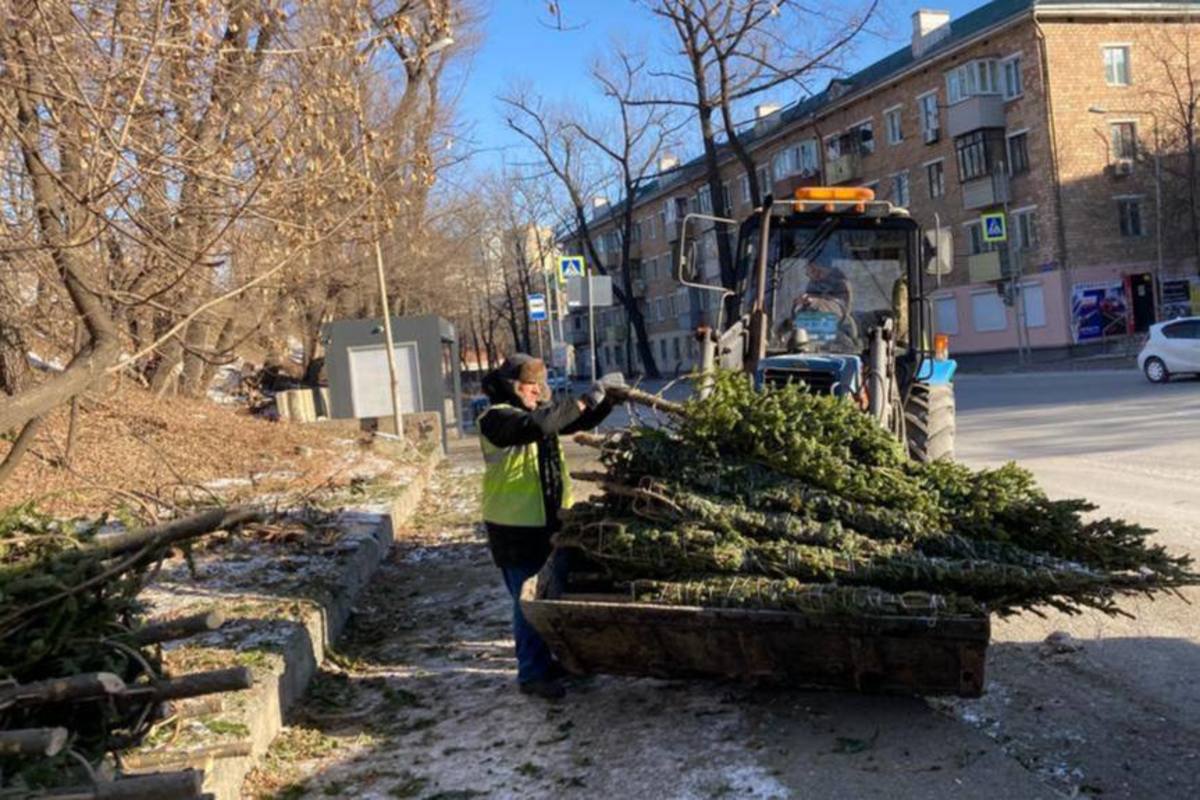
[981,212,1007,243]
[528,293,547,322]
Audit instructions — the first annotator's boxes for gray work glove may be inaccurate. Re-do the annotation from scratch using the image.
[582,381,606,410]
[599,372,626,390]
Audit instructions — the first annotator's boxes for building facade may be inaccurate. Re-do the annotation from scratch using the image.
[562,0,1200,377]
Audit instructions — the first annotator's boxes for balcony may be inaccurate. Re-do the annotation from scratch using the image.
[825,153,863,185]
[961,172,1010,211]
[946,94,1006,138]
[967,251,1002,283]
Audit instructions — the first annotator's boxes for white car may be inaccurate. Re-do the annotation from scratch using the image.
[1138,316,1200,383]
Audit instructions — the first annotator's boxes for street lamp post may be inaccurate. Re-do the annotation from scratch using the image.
[1089,105,1163,318]
[359,34,455,439]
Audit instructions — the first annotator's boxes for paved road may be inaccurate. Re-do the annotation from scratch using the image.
[948,370,1200,799]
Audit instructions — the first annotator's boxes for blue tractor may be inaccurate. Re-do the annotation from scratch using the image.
[679,186,957,462]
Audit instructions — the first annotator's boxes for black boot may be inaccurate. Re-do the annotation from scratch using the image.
[519,678,566,700]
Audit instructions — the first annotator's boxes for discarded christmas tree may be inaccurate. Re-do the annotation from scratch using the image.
[559,372,1196,619]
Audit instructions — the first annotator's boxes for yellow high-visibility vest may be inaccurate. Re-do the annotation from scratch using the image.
[478,403,573,527]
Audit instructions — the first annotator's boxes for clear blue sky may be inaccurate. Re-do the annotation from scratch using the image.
[455,0,986,172]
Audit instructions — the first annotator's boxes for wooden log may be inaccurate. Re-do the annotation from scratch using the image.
[86,507,265,559]
[34,769,205,800]
[164,694,224,720]
[119,667,252,705]
[604,384,685,416]
[121,740,251,771]
[126,610,226,647]
[0,727,69,756]
[0,672,125,710]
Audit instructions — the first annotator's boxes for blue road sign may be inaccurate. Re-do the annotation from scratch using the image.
[982,212,1007,243]
[528,293,547,322]
[559,255,586,282]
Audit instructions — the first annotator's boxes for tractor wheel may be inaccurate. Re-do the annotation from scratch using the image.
[905,383,955,462]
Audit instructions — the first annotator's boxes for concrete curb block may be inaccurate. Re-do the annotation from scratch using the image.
[200,445,443,800]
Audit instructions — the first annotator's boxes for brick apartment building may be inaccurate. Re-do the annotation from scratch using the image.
[561,0,1200,377]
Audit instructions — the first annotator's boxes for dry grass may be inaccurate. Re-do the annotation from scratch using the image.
[0,379,376,517]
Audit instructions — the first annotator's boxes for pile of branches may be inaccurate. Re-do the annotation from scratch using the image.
[561,372,1197,619]
[1,503,263,797]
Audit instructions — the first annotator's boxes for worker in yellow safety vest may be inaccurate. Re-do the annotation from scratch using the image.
[478,354,619,699]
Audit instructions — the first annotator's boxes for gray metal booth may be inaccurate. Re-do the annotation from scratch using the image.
[322,315,464,448]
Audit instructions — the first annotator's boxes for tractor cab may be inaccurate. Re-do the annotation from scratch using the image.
[679,186,959,461]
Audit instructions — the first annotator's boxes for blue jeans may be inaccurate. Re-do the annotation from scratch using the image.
[500,560,555,684]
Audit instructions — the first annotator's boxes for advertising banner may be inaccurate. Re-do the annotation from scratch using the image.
[1162,279,1194,320]
[1071,280,1128,342]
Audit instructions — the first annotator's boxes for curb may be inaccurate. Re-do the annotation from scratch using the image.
[198,445,443,800]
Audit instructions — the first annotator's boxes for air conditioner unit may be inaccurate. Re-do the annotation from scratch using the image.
[1113,159,1134,177]
[924,126,940,145]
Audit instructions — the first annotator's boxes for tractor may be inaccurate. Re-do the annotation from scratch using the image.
[678,186,957,462]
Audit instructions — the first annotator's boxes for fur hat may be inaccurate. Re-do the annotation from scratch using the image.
[514,356,546,384]
[481,353,548,404]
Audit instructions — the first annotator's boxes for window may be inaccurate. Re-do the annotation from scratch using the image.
[920,92,940,140]
[891,172,911,207]
[657,209,666,237]
[739,173,751,204]
[825,135,840,161]
[659,339,668,360]
[947,59,1000,104]
[721,181,731,211]
[698,185,712,214]
[1118,197,1144,237]
[1015,208,1039,250]
[956,130,990,181]
[673,337,681,361]
[1104,46,1131,86]
[965,221,998,255]
[1002,55,1023,99]
[1020,282,1046,327]
[664,198,677,224]
[971,291,1008,332]
[926,160,945,198]
[1163,320,1200,339]
[772,149,792,179]
[934,296,959,335]
[647,216,656,240]
[1007,131,1030,174]
[756,163,771,191]
[855,120,875,154]
[885,106,903,145]
[1111,122,1137,161]
[797,140,820,175]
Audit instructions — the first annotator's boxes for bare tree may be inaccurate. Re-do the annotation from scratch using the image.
[635,0,879,318]
[568,51,685,376]
[503,83,670,377]
[1145,20,1200,266]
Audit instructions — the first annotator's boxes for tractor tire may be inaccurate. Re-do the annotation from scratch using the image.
[905,383,956,462]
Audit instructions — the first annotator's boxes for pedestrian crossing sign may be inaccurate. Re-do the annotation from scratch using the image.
[559,255,586,284]
[981,212,1007,243]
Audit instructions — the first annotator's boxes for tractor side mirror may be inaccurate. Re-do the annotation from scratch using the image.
[925,228,953,276]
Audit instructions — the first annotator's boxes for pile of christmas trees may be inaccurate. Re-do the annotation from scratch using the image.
[559,373,1196,619]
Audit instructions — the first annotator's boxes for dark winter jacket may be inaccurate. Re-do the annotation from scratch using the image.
[479,358,612,568]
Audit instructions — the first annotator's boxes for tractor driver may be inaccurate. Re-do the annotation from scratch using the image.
[793,260,851,318]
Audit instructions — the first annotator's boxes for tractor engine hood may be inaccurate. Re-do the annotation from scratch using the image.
[755,354,863,397]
